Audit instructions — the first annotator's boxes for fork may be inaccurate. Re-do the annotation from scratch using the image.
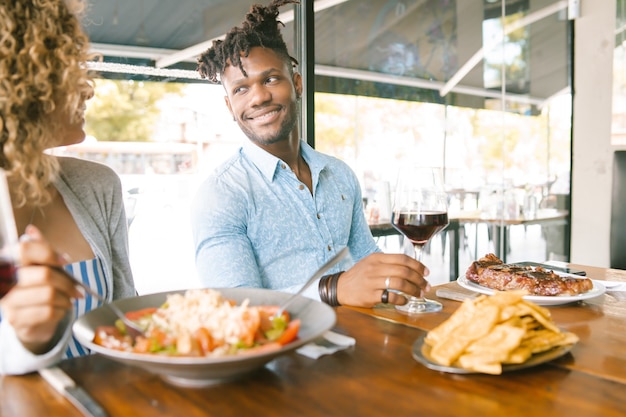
[50,266,145,338]
[274,247,350,318]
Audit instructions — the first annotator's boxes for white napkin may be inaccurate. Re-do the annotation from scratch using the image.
[296,330,356,359]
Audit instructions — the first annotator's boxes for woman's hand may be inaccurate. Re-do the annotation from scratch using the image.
[336,252,430,308]
[0,226,81,354]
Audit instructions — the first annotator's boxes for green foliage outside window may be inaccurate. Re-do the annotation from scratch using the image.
[85,79,184,142]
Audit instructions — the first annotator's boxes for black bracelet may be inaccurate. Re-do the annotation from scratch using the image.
[318,271,343,307]
[318,274,331,304]
[318,272,344,306]
[329,272,340,306]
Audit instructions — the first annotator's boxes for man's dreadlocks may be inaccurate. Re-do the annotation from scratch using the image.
[197,0,299,84]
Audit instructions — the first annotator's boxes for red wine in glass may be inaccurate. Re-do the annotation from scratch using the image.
[1,169,19,299]
[391,211,449,246]
[390,166,448,314]
[0,258,17,298]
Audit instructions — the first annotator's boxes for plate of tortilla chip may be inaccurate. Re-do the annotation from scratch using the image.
[412,290,578,374]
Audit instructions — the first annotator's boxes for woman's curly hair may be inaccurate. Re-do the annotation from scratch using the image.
[0,0,95,207]
[197,0,299,84]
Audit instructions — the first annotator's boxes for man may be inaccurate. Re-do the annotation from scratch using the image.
[192,0,430,308]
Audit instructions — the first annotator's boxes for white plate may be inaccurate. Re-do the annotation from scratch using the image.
[456,275,606,306]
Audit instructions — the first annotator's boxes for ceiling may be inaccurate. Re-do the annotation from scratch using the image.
[83,0,321,82]
[82,0,573,109]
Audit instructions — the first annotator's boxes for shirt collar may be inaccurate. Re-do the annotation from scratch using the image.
[241,140,283,181]
[299,141,325,179]
[241,140,327,182]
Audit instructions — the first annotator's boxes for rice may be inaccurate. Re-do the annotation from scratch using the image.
[149,289,260,347]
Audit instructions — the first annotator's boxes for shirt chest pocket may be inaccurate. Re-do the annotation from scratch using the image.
[316,186,354,246]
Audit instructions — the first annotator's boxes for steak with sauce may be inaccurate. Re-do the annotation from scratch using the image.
[465,253,593,296]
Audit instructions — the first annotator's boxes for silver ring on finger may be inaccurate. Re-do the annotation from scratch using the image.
[381,289,389,304]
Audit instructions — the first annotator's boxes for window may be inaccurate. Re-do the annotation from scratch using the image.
[71,1,573,291]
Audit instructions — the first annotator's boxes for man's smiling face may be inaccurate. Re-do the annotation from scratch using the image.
[222,47,302,147]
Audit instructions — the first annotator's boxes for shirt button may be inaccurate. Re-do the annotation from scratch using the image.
[281,163,287,169]
[317,213,321,219]
[327,245,332,251]
[298,184,305,190]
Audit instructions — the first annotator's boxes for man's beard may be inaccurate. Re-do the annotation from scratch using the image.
[237,99,299,146]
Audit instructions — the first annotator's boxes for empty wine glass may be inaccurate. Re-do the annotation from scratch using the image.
[0,169,19,299]
[391,166,449,314]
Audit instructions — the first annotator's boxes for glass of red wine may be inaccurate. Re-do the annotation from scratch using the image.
[0,169,19,299]
[391,166,449,314]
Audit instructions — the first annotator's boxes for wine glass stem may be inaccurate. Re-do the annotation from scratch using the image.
[413,244,424,262]
[411,244,427,303]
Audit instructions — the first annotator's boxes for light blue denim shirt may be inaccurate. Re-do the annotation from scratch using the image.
[191,140,381,297]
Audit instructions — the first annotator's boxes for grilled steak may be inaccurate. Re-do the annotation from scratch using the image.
[465,253,593,296]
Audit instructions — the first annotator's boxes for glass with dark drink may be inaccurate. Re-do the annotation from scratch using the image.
[390,166,449,314]
[0,169,18,298]
[391,211,449,247]
[0,258,17,298]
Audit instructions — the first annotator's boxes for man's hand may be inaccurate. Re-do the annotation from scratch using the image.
[336,252,430,308]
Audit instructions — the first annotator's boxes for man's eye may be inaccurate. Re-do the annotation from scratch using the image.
[234,86,247,94]
[266,76,279,84]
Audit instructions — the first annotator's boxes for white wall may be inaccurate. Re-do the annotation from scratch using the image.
[571,0,616,266]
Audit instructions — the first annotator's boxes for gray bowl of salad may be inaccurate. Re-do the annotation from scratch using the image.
[73,287,336,387]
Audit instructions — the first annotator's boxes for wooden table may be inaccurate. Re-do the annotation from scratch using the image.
[2,264,625,417]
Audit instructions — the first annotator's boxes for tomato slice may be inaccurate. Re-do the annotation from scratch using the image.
[194,327,215,354]
[275,318,300,345]
[124,307,158,321]
[132,336,152,353]
[257,306,290,332]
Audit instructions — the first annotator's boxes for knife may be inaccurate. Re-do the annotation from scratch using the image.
[435,288,479,302]
[39,366,109,417]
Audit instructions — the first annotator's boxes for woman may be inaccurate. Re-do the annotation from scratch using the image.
[0,0,136,374]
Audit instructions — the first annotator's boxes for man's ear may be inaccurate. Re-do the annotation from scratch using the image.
[293,72,303,98]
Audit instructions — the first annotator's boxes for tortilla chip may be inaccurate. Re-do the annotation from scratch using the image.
[423,289,579,374]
